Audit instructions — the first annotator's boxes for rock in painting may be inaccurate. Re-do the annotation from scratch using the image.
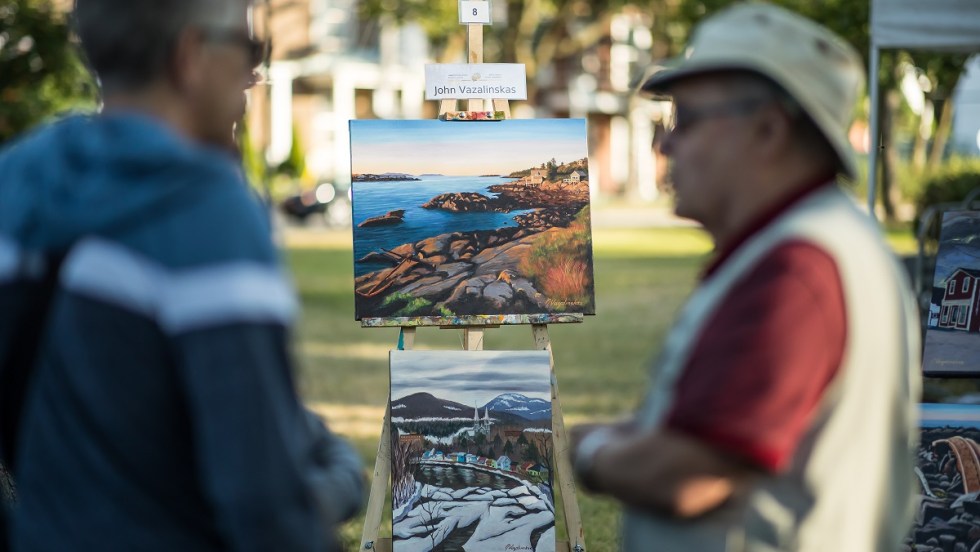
[358,209,406,227]
[906,404,980,551]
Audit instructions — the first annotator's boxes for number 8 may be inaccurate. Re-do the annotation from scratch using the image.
[473,7,478,15]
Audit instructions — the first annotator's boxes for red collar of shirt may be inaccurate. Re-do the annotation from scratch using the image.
[701,175,836,280]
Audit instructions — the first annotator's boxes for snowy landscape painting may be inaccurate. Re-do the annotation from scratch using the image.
[389,350,555,552]
[350,119,594,322]
[923,211,980,375]
[907,404,980,549]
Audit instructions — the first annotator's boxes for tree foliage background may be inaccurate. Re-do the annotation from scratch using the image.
[358,0,971,218]
[0,0,96,145]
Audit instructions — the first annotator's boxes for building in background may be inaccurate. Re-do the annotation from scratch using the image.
[248,0,669,200]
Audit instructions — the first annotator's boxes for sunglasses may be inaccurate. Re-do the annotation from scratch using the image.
[201,27,269,69]
[669,97,774,134]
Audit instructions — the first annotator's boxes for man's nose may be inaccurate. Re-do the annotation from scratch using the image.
[246,71,260,89]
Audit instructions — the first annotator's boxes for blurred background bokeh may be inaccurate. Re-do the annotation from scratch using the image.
[4,0,979,222]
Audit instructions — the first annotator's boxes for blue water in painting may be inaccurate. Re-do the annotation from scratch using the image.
[352,175,535,277]
[920,403,980,428]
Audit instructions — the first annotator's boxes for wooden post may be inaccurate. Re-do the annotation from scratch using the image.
[463,327,484,351]
[467,24,484,112]
[534,324,587,551]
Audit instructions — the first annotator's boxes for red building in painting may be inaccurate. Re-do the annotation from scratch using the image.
[938,268,980,332]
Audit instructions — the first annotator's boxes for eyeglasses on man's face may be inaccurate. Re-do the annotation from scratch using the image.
[201,27,268,69]
[668,97,774,134]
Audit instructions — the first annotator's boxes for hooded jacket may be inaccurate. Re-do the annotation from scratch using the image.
[0,113,362,551]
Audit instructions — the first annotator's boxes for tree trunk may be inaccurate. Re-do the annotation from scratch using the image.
[911,99,932,171]
[928,98,955,171]
[877,87,900,221]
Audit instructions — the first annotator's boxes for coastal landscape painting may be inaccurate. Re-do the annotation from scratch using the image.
[350,119,594,322]
[908,404,980,549]
[923,212,980,375]
[389,350,555,552]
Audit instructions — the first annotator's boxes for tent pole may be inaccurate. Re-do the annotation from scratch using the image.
[867,45,881,221]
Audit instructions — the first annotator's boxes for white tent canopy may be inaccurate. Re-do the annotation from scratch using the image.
[867,0,980,214]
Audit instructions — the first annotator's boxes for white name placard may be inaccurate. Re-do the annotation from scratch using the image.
[425,63,527,100]
[459,0,492,24]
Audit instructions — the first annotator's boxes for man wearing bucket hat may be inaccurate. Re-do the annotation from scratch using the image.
[571,3,920,550]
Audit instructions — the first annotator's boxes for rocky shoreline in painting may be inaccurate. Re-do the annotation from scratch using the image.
[394,481,554,552]
[354,167,593,319]
[905,426,980,551]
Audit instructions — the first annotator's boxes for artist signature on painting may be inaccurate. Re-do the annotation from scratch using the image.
[546,299,583,309]
[504,546,533,551]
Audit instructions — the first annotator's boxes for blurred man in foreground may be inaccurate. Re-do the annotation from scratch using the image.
[571,4,921,550]
[0,0,363,549]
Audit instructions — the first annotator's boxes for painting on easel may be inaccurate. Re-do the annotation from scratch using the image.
[923,211,980,375]
[389,350,555,552]
[908,404,980,549]
[350,119,594,322]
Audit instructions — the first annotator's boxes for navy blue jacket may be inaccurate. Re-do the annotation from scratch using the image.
[0,113,363,551]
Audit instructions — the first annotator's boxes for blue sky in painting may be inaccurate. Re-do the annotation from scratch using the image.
[934,211,980,286]
[390,350,552,406]
[350,119,588,176]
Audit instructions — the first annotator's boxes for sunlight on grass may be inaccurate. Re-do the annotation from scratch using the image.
[593,227,713,258]
[300,341,391,362]
[885,227,918,256]
[281,227,353,250]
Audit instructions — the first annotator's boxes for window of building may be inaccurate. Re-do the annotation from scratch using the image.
[942,306,950,324]
[960,306,969,326]
[964,278,971,293]
[949,280,956,293]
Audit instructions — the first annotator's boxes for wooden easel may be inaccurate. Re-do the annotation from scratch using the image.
[357,17,587,552]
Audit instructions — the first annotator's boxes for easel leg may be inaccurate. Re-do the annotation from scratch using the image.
[360,403,391,551]
[533,324,587,551]
[360,328,415,551]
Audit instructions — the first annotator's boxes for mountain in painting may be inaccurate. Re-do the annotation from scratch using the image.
[390,392,472,419]
[392,392,551,426]
[483,393,551,421]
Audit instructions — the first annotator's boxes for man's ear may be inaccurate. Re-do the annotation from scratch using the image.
[169,28,205,93]
[753,104,793,160]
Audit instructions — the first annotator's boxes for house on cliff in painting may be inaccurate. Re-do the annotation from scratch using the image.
[563,170,588,184]
[938,268,980,332]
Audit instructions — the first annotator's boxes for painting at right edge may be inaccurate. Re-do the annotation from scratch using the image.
[923,211,980,375]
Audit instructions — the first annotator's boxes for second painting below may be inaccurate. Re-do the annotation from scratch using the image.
[390,350,555,552]
[350,119,594,321]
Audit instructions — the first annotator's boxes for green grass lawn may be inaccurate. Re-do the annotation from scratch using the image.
[286,222,915,551]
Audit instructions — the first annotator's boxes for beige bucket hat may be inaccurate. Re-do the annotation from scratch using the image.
[639,2,865,178]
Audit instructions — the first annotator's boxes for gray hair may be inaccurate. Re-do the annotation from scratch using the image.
[72,0,246,94]
[721,71,841,174]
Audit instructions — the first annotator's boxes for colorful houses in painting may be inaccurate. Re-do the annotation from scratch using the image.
[419,448,518,475]
[936,268,980,332]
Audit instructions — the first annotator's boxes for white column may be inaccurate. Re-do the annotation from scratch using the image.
[333,69,355,185]
[631,103,657,201]
[267,63,294,166]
